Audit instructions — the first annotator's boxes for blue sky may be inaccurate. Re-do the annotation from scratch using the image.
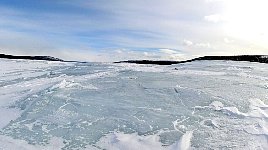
[0,0,267,61]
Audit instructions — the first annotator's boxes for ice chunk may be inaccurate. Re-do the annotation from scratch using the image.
[0,135,65,150]
[209,101,224,111]
[94,131,193,150]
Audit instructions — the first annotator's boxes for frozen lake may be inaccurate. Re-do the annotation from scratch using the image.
[0,59,267,149]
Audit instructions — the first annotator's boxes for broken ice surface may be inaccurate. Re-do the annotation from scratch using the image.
[0,59,267,149]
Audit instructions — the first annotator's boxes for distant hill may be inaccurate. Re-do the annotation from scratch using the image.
[0,54,64,61]
[1,54,268,64]
[116,55,268,65]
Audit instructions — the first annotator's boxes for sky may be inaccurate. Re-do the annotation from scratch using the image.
[0,0,268,61]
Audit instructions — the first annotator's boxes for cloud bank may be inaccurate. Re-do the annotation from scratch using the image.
[0,0,267,61]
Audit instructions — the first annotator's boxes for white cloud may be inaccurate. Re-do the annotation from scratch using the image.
[224,38,233,43]
[182,39,211,49]
[159,48,186,60]
[205,0,225,2]
[143,52,149,56]
[159,48,180,55]
[196,43,211,48]
[204,14,224,23]
[183,40,193,46]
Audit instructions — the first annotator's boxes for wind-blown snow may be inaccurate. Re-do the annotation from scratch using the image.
[0,59,267,149]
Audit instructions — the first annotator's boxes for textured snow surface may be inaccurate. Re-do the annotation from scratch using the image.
[0,59,268,150]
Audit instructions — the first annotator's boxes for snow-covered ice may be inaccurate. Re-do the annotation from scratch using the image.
[0,59,268,149]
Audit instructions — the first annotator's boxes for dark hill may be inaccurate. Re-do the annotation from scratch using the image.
[116,55,268,65]
[0,54,64,61]
[1,54,268,65]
